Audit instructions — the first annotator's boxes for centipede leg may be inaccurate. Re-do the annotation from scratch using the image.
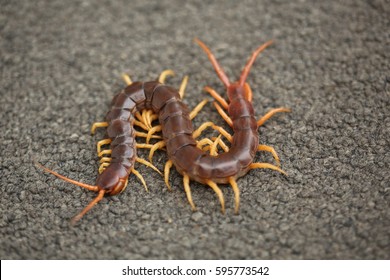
[228,177,240,214]
[98,149,111,157]
[192,121,232,154]
[257,107,291,127]
[257,144,281,166]
[178,75,189,99]
[205,180,225,214]
[133,119,150,131]
[183,173,196,211]
[122,73,133,85]
[135,131,162,140]
[213,102,233,127]
[146,125,162,144]
[158,69,175,83]
[209,135,222,156]
[136,143,160,150]
[164,160,173,191]
[99,162,110,174]
[99,157,111,164]
[131,168,149,192]
[196,138,215,151]
[189,99,209,120]
[97,139,112,155]
[192,121,215,139]
[148,140,166,163]
[249,162,287,176]
[212,136,229,152]
[135,157,162,175]
[203,86,228,109]
[91,122,109,135]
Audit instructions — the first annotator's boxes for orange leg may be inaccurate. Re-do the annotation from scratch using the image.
[213,102,233,127]
[203,86,228,109]
[257,107,291,127]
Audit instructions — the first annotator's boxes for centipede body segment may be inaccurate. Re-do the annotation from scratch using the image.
[36,39,289,223]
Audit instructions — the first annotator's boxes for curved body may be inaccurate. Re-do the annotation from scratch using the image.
[37,39,287,223]
[103,81,258,187]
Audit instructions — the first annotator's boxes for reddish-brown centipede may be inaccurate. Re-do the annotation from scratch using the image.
[36,39,289,223]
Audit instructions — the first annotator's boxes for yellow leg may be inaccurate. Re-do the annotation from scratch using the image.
[133,119,149,131]
[131,168,148,192]
[135,131,161,140]
[141,109,154,130]
[249,162,287,176]
[99,162,110,174]
[196,138,215,151]
[135,157,162,175]
[99,157,111,164]
[257,107,291,127]
[98,149,112,158]
[209,135,222,156]
[91,122,108,135]
[204,86,228,109]
[136,143,159,150]
[258,144,281,166]
[122,73,133,85]
[213,102,233,127]
[179,76,189,99]
[192,121,215,139]
[164,160,173,191]
[189,99,209,120]
[213,136,229,152]
[205,180,225,214]
[229,177,240,214]
[146,125,162,144]
[97,139,111,154]
[148,140,166,163]
[183,173,196,211]
[158,69,175,83]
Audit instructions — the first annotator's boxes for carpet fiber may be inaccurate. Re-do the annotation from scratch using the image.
[1,0,389,259]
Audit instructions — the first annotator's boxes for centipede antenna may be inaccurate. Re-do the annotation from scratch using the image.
[194,38,231,87]
[35,161,99,192]
[239,40,273,87]
[70,189,105,225]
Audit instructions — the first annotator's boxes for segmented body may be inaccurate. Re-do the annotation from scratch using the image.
[104,81,258,188]
[163,84,258,184]
[36,38,288,223]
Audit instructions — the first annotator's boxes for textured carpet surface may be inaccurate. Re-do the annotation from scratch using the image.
[1,0,389,259]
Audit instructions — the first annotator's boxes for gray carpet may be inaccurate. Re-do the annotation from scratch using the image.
[1,0,389,259]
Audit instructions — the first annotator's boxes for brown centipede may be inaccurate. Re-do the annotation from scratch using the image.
[36,38,289,223]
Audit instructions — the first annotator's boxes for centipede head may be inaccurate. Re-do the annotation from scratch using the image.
[194,38,273,101]
[95,163,129,195]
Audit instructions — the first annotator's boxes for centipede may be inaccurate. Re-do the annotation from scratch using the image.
[36,38,289,224]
